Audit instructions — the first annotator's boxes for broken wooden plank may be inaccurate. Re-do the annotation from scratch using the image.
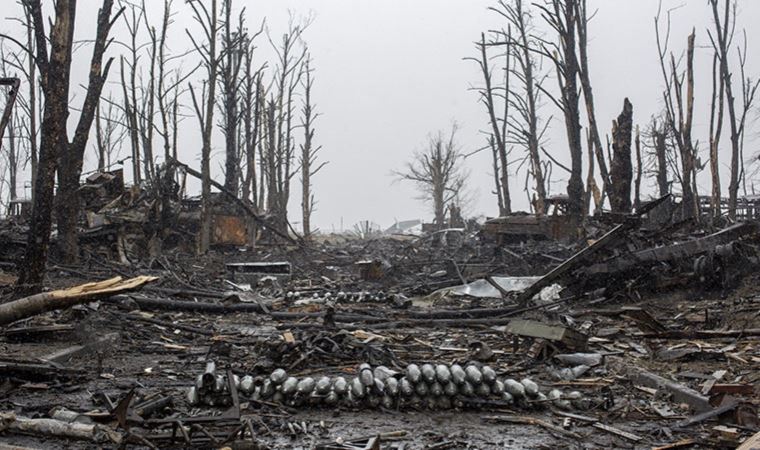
[737,430,760,450]
[592,422,643,442]
[634,370,712,413]
[651,439,697,450]
[483,415,581,439]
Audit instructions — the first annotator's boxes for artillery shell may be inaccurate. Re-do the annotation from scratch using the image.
[297,377,316,395]
[270,368,288,385]
[358,362,372,372]
[201,361,216,388]
[435,364,451,383]
[504,379,525,398]
[443,381,458,397]
[399,378,414,396]
[195,374,205,391]
[239,375,255,395]
[231,374,240,389]
[491,379,505,396]
[187,387,199,405]
[381,394,394,409]
[547,389,561,402]
[565,391,582,400]
[373,366,395,381]
[460,381,475,396]
[214,375,225,393]
[260,379,275,398]
[366,395,380,408]
[359,367,374,387]
[476,383,491,397]
[520,378,539,397]
[414,382,429,396]
[373,378,386,395]
[481,366,496,384]
[453,397,464,408]
[425,396,437,410]
[406,364,422,383]
[385,377,399,396]
[450,364,466,384]
[332,377,348,395]
[272,391,285,403]
[315,376,332,395]
[281,377,299,396]
[501,392,514,404]
[325,391,339,405]
[555,399,573,410]
[421,364,436,383]
[535,392,548,403]
[408,395,422,408]
[465,366,482,385]
[429,381,443,397]
[351,377,365,398]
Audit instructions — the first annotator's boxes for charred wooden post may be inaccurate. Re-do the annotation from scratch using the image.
[609,98,633,213]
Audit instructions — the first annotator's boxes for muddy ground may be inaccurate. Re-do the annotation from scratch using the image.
[1,233,759,449]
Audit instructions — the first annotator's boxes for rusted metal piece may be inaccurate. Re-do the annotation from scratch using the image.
[212,215,248,246]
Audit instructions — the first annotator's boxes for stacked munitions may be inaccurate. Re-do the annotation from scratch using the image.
[187,362,586,411]
[287,290,404,304]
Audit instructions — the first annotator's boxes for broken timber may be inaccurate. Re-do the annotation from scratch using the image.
[0,276,157,326]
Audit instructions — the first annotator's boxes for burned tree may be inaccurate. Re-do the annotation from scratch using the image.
[468,31,511,215]
[708,0,759,219]
[655,7,698,219]
[187,0,221,254]
[575,0,609,207]
[490,0,547,215]
[609,98,633,213]
[299,57,326,237]
[396,124,467,227]
[10,0,120,287]
[218,0,246,194]
[536,0,585,216]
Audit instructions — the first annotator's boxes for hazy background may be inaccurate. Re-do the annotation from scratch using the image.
[3,0,759,231]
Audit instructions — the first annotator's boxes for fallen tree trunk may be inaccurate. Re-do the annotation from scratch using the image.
[0,276,157,326]
[0,412,123,445]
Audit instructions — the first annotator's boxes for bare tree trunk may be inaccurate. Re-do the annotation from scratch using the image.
[471,32,511,215]
[708,52,725,218]
[609,98,633,213]
[634,125,642,211]
[187,0,220,254]
[653,124,669,198]
[17,0,76,290]
[56,0,118,264]
[220,0,244,194]
[575,0,609,205]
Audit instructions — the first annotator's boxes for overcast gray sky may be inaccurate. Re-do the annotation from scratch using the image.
[3,0,760,231]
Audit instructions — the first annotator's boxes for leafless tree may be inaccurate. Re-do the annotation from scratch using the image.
[655,5,698,218]
[187,0,221,254]
[218,0,246,194]
[490,0,548,215]
[467,31,511,215]
[4,0,121,288]
[708,0,759,219]
[240,30,266,209]
[95,95,127,170]
[535,0,585,216]
[396,124,468,227]
[299,56,326,237]
[575,0,609,207]
[634,125,642,210]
